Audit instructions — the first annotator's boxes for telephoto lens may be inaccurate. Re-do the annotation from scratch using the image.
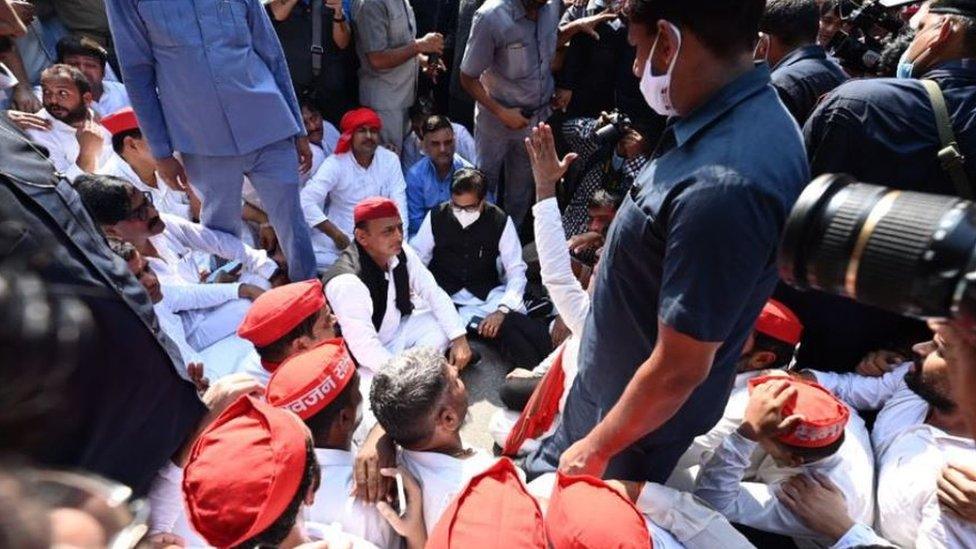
[779,174,976,327]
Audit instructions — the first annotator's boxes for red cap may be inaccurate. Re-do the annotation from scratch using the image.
[238,280,325,353]
[545,472,651,549]
[100,107,139,136]
[503,346,565,456]
[266,339,356,420]
[353,197,400,226]
[428,458,546,548]
[754,299,803,346]
[183,396,309,548]
[747,376,849,448]
[334,107,382,154]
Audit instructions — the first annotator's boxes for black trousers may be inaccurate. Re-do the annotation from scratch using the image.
[491,311,552,371]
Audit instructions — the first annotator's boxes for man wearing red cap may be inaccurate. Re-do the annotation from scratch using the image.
[694,376,875,544]
[182,395,320,548]
[301,108,407,271]
[97,107,197,221]
[667,299,805,490]
[266,340,398,547]
[323,197,471,377]
[238,279,337,377]
[800,333,976,547]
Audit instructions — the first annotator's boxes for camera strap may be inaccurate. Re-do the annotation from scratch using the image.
[311,0,324,77]
[921,79,973,199]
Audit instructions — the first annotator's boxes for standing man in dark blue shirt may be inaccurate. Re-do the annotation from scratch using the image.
[781,0,976,372]
[756,0,848,125]
[523,0,809,481]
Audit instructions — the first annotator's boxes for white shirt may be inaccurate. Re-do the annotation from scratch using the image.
[411,210,527,312]
[149,213,277,288]
[401,123,478,172]
[832,523,896,549]
[694,412,876,546]
[97,152,193,220]
[33,81,131,117]
[532,198,589,335]
[667,371,764,491]
[308,448,398,549]
[812,366,976,548]
[151,281,241,366]
[634,482,753,549]
[324,243,465,374]
[301,148,408,268]
[26,108,113,180]
[400,446,497,536]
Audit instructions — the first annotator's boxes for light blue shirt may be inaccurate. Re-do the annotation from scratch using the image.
[105,0,306,158]
[405,154,471,236]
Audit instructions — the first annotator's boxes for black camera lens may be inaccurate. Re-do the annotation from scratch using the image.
[779,174,976,326]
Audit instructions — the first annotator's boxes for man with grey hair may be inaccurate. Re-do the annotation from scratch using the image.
[369,347,495,535]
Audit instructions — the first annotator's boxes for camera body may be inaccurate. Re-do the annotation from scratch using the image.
[826,0,907,73]
[594,110,633,146]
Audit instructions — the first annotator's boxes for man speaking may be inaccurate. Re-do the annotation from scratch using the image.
[524,0,809,481]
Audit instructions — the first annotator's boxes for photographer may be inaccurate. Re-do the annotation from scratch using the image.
[781,0,976,372]
[559,114,653,243]
[756,0,848,125]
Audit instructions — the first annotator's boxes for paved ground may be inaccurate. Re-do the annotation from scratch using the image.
[458,340,511,452]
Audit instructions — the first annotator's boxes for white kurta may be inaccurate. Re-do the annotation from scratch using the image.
[97,152,193,220]
[25,108,114,180]
[324,243,465,376]
[301,148,408,270]
[813,366,976,548]
[694,408,876,546]
[411,210,527,321]
[666,370,764,491]
[308,448,398,549]
[400,446,497,536]
[149,213,277,288]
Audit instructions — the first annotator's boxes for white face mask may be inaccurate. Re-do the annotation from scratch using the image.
[453,208,481,228]
[639,21,682,117]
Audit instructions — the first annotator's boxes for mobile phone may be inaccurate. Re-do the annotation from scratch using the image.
[205,260,242,283]
[395,472,407,517]
[466,316,484,337]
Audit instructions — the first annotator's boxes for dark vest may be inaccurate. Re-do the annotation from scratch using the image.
[428,203,507,300]
[322,242,413,331]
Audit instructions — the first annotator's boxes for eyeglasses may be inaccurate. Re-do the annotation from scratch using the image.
[451,202,481,213]
[127,191,154,221]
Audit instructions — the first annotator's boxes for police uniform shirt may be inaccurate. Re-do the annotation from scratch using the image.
[768,44,848,126]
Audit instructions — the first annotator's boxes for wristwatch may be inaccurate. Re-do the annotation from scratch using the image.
[498,305,511,315]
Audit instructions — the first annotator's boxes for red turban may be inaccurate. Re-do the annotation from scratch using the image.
[237,279,325,356]
[335,107,382,154]
[183,396,309,548]
[354,196,400,225]
[266,339,356,420]
[747,376,850,448]
[545,472,652,549]
[428,458,547,548]
[754,299,803,346]
[101,107,139,136]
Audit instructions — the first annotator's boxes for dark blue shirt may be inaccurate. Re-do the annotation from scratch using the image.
[769,45,848,126]
[577,65,809,444]
[780,59,976,371]
[405,154,472,236]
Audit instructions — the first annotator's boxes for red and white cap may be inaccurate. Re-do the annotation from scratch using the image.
[266,339,356,420]
[748,376,849,448]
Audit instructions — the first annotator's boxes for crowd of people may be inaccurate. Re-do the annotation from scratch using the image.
[3,0,976,546]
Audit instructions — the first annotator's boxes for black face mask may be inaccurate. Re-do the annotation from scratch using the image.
[905,355,956,413]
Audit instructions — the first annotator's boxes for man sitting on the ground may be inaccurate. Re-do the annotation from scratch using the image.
[77,174,276,351]
[24,64,113,179]
[405,115,473,236]
[323,197,472,382]
[266,341,399,548]
[50,34,130,116]
[401,103,477,173]
[370,347,495,535]
[694,376,875,545]
[802,333,976,547]
[412,168,550,371]
[97,107,197,221]
[302,108,407,271]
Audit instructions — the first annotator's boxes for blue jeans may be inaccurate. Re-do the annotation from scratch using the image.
[182,137,317,282]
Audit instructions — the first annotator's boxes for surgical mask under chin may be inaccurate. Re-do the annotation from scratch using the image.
[453,208,481,228]
[639,22,682,117]
[896,49,915,79]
